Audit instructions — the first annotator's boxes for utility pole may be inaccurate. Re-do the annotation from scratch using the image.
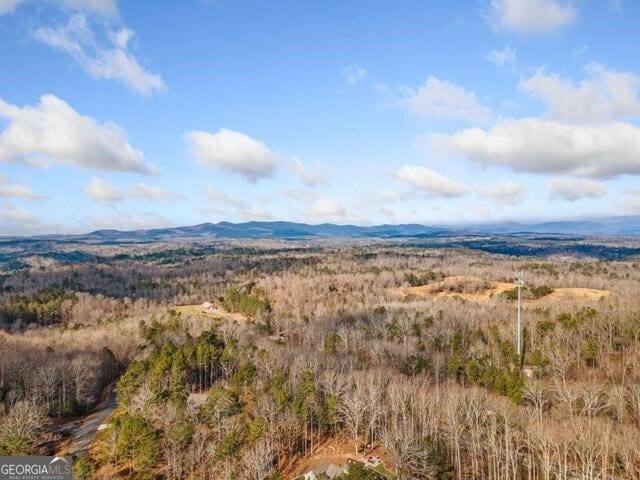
[515,275,525,358]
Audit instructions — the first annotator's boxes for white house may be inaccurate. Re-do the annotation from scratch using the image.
[303,463,346,480]
[201,301,220,313]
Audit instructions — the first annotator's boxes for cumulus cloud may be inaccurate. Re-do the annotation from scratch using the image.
[401,76,493,124]
[35,14,164,95]
[342,64,367,85]
[520,64,640,123]
[433,118,640,179]
[396,165,470,197]
[486,180,526,205]
[202,189,272,220]
[129,183,175,201]
[0,95,154,174]
[185,129,278,182]
[548,178,607,201]
[305,197,348,221]
[0,173,42,199]
[85,177,123,201]
[289,158,328,187]
[85,177,173,202]
[485,46,517,67]
[1,205,38,225]
[378,190,401,203]
[206,188,249,210]
[489,0,577,34]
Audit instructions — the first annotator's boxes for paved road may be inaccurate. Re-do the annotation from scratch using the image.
[55,387,117,456]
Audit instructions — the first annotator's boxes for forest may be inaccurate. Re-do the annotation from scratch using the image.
[1,236,640,479]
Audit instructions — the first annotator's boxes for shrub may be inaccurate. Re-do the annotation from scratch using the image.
[72,456,96,480]
[214,430,242,461]
[201,386,242,421]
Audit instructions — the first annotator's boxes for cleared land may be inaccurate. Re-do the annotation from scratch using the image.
[287,436,396,480]
[172,304,249,323]
[393,275,610,303]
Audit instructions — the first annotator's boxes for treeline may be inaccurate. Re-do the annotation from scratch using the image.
[0,338,119,454]
[223,283,271,318]
[0,288,75,328]
[502,285,554,301]
[404,270,442,287]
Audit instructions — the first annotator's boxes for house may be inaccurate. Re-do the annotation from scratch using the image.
[364,456,383,468]
[201,301,220,313]
[186,392,208,412]
[303,463,346,480]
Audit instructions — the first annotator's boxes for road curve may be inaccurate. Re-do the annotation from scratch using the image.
[55,386,117,456]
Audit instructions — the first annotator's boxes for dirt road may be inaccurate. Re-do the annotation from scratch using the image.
[53,386,117,456]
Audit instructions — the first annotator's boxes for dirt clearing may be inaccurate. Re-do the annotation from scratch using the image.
[393,276,610,303]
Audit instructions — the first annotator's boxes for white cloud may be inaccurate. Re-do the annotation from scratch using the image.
[434,118,640,179]
[621,197,640,214]
[201,189,272,220]
[35,15,164,95]
[0,95,154,174]
[206,188,248,210]
[92,210,170,230]
[0,0,25,14]
[485,46,517,67]
[306,197,348,221]
[290,157,328,187]
[486,180,526,205]
[396,165,470,197]
[185,128,278,182]
[489,0,577,34]
[342,64,367,86]
[0,173,42,199]
[401,76,493,124]
[378,190,401,203]
[1,206,38,225]
[85,177,173,202]
[84,177,123,201]
[59,0,118,17]
[281,188,318,203]
[548,178,607,201]
[520,64,640,123]
[0,0,118,16]
[240,207,273,221]
[129,183,174,200]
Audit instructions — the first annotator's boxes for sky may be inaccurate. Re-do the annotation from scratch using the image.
[1,0,640,235]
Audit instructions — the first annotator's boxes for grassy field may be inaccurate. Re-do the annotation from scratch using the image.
[172,304,250,323]
[172,304,223,318]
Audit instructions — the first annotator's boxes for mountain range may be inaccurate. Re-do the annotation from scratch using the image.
[20,216,640,241]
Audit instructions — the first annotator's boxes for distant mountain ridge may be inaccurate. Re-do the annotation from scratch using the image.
[77,221,450,241]
[21,216,640,241]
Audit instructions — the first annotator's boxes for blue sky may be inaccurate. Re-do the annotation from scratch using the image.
[1,0,640,234]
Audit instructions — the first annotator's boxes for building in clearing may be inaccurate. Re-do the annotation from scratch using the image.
[303,463,346,480]
[186,392,208,412]
[201,301,220,313]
